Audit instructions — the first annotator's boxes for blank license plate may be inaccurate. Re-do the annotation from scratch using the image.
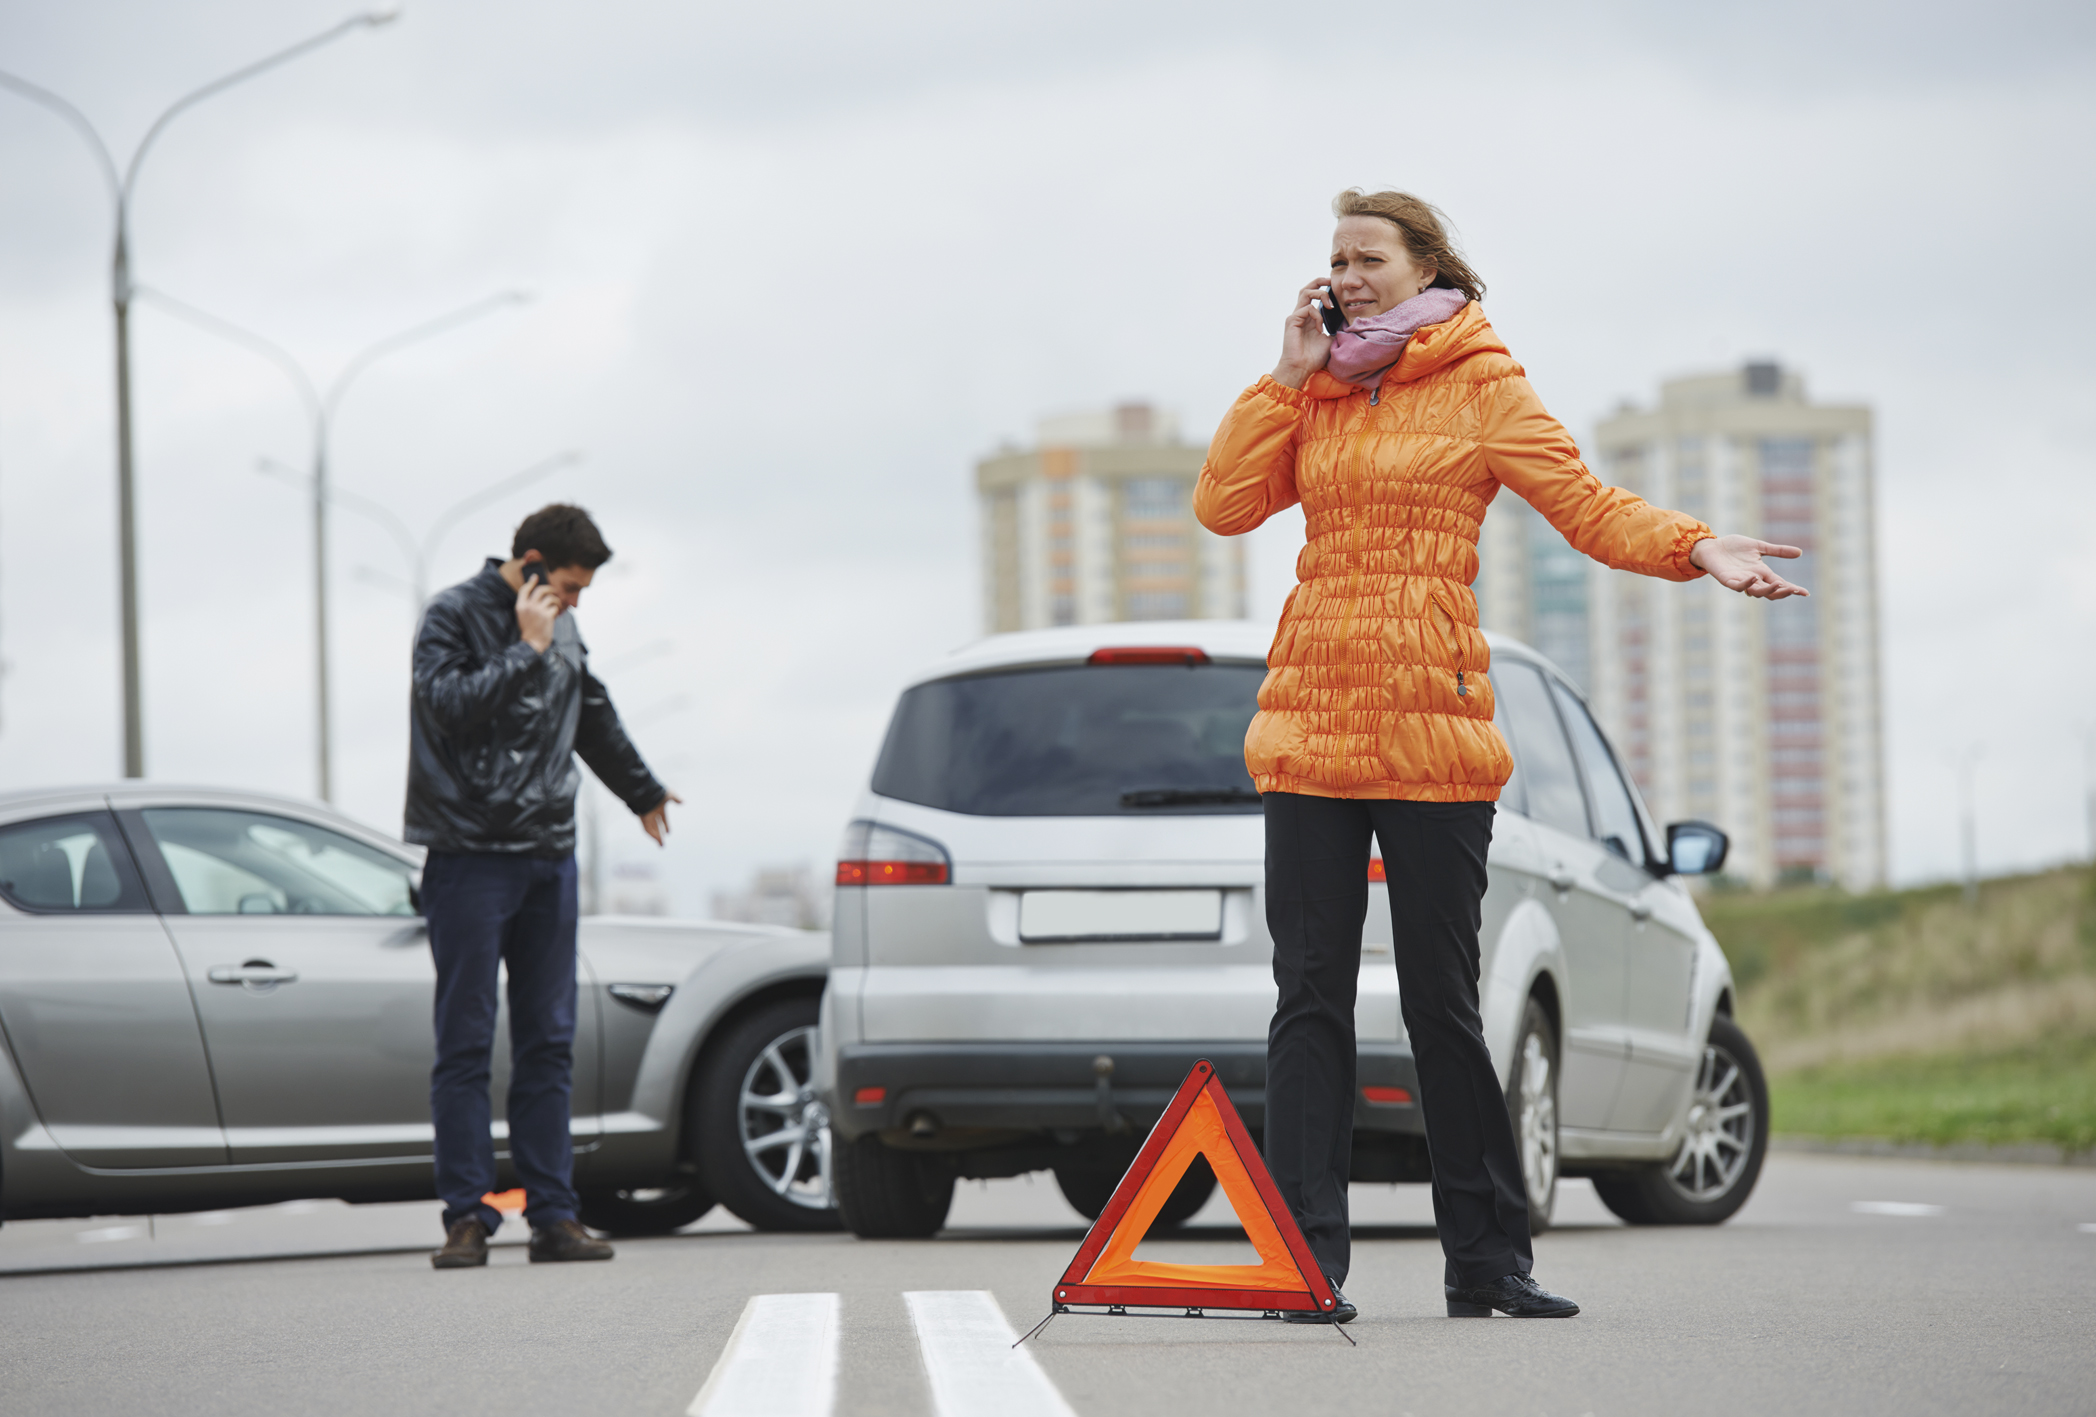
[1018,890,1223,943]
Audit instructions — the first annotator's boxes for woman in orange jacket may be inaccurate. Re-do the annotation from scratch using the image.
[1196,188,1804,1322]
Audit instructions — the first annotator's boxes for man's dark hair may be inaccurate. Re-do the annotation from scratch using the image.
[512,503,612,571]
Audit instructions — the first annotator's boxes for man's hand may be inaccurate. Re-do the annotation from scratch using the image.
[516,579,561,652]
[640,791,683,847]
[1690,535,1809,599]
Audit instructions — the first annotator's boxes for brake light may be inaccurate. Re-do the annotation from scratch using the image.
[835,820,952,887]
[1362,1086,1413,1105]
[854,1087,887,1106]
[1368,858,1386,883]
[836,860,949,886]
[1087,646,1211,666]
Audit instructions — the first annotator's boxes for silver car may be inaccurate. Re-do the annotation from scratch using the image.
[819,621,1768,1237]
[0,784,835,1234]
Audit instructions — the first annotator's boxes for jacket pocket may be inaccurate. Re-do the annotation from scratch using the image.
[1243,708,1310,781]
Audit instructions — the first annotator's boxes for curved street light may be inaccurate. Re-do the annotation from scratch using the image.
[141,286,529,799]
[0,8,399,777]
[260,448,581,610]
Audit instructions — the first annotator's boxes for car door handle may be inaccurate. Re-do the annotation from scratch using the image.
[208,964,300,986]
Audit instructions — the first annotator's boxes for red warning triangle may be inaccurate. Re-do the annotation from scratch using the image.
[1051,1060,1339,1316]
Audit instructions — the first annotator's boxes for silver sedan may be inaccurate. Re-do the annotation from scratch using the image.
[0,784,835,1234]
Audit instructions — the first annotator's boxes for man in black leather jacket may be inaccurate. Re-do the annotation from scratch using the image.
[408,503,677,1269]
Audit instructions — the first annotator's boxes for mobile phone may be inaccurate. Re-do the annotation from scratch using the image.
[1318,286,1345,336]
[523,563,549,589]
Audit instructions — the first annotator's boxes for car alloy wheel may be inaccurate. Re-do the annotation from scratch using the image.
[740,1023,833,1212]
[1505,998,1559,1231]
[692,996,841,1231]
[1665,1035,1756,1203]
[1591,1014,1769,1226]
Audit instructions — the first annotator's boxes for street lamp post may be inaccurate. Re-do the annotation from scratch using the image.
[261,449,581,610]
[142,289,529,799]
[0,10,400,777]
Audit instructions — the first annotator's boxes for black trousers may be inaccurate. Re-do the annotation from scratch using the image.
[1262,792,1532,1289]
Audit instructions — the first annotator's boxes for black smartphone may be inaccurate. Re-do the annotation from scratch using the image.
[1318,285,1345,336]
[523,563,549,589]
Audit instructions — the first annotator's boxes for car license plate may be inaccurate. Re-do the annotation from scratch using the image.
[1017,890,1223,943]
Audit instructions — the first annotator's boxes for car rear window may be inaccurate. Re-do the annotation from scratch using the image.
[871,662,1268,816]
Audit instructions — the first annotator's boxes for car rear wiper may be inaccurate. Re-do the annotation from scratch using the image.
[1120,787,1263,808]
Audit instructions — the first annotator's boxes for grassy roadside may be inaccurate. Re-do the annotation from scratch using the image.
[1700,864,2096,1157]
[1767,1033,2096,1154]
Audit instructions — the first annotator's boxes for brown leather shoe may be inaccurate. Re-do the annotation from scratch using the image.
[431,1217,490,1269]
[528,1218,614,1263]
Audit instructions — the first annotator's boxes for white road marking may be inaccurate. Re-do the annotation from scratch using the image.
[2078,1223,2096,1234]
[1851,1201,1945,1217]
[687,1292,839,1417]
[76,1225,146,1244]
[905,1290,1075,1417]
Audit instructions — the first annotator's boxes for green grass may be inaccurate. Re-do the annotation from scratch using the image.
[1698,866,2096,1152]
[1769,1033,2096,1155]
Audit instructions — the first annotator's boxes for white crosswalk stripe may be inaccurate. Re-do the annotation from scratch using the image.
[905,1290,1077,1417]
[688,1292,840,1417]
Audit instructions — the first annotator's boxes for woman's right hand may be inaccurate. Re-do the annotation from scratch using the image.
[1272,278,1335,389]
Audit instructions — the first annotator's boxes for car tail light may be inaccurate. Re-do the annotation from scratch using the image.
[1361,1086,1413,1105]
[835,820,951,886]
[1087,646,1210,666]
[1368,858,1386,883]
[853,1087,886,1106]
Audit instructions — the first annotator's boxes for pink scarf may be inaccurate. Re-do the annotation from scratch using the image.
[1326,287,1469,386]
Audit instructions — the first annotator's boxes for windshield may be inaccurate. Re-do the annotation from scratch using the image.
[871,662,1267,816]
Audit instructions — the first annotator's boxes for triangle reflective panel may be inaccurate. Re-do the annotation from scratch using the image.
[1049,1059,1339,1318]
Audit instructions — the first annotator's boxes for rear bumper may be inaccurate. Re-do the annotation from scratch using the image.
[828,1041,1423,1142]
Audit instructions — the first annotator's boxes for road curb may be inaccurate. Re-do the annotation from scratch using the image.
[1772,1134,2096,1168]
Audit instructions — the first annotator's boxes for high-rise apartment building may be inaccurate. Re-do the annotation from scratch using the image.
[1475,363,1885,890]
[978,403,1247,631]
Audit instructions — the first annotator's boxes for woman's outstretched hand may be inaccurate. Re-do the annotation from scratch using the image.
[1690,535,1810,599]
[1272,279,1336,389]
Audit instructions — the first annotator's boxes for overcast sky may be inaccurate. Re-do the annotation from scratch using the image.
[2,0,2092,908]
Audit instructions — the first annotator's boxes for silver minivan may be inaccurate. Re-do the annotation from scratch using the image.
[817,621,1766,1238]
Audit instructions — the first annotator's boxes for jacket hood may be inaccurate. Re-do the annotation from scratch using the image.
[1303,300,1505,400]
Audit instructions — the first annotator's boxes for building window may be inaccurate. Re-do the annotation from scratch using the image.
[1122,478,1189,520]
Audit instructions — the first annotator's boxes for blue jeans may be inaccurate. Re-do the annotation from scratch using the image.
[423,851,580,1232]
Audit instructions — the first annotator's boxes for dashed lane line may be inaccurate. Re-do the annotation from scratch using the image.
[905,1290,1076,1417]
[688,1292,839,1417]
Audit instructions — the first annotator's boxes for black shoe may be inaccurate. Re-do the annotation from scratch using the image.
[528,1218,615,1264]
[431,1218,489,1269]
[1283,1279,1357,1324]
[1445,1272,1579,1318]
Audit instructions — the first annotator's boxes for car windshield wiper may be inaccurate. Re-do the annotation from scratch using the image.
[1120,787,1263,808]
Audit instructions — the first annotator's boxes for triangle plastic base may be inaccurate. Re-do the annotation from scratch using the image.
[1049,1059,1338,1317]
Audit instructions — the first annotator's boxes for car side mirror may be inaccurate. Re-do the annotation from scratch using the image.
[408,878,423,915]
[1665,821,1729,876]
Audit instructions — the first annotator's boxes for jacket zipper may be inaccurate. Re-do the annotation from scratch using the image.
[1429,593,1468,698]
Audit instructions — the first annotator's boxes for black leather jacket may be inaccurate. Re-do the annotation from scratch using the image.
[405,560,665,857]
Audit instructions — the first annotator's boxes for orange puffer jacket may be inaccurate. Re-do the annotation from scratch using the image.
[1196,300,1711,802]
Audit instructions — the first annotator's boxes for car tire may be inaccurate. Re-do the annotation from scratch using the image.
[576,1184,715,1236]
[832,1133,956,1238]
[691,996,841,1233]
[1592,1014,1769,1226]
[1505,997,1560,1234]
[1053,1157,1217,1229]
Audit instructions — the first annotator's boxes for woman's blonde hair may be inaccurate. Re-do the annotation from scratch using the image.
[1332,189,1485,303]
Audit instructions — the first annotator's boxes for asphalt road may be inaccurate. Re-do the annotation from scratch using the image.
[3,1153,2092,1416]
